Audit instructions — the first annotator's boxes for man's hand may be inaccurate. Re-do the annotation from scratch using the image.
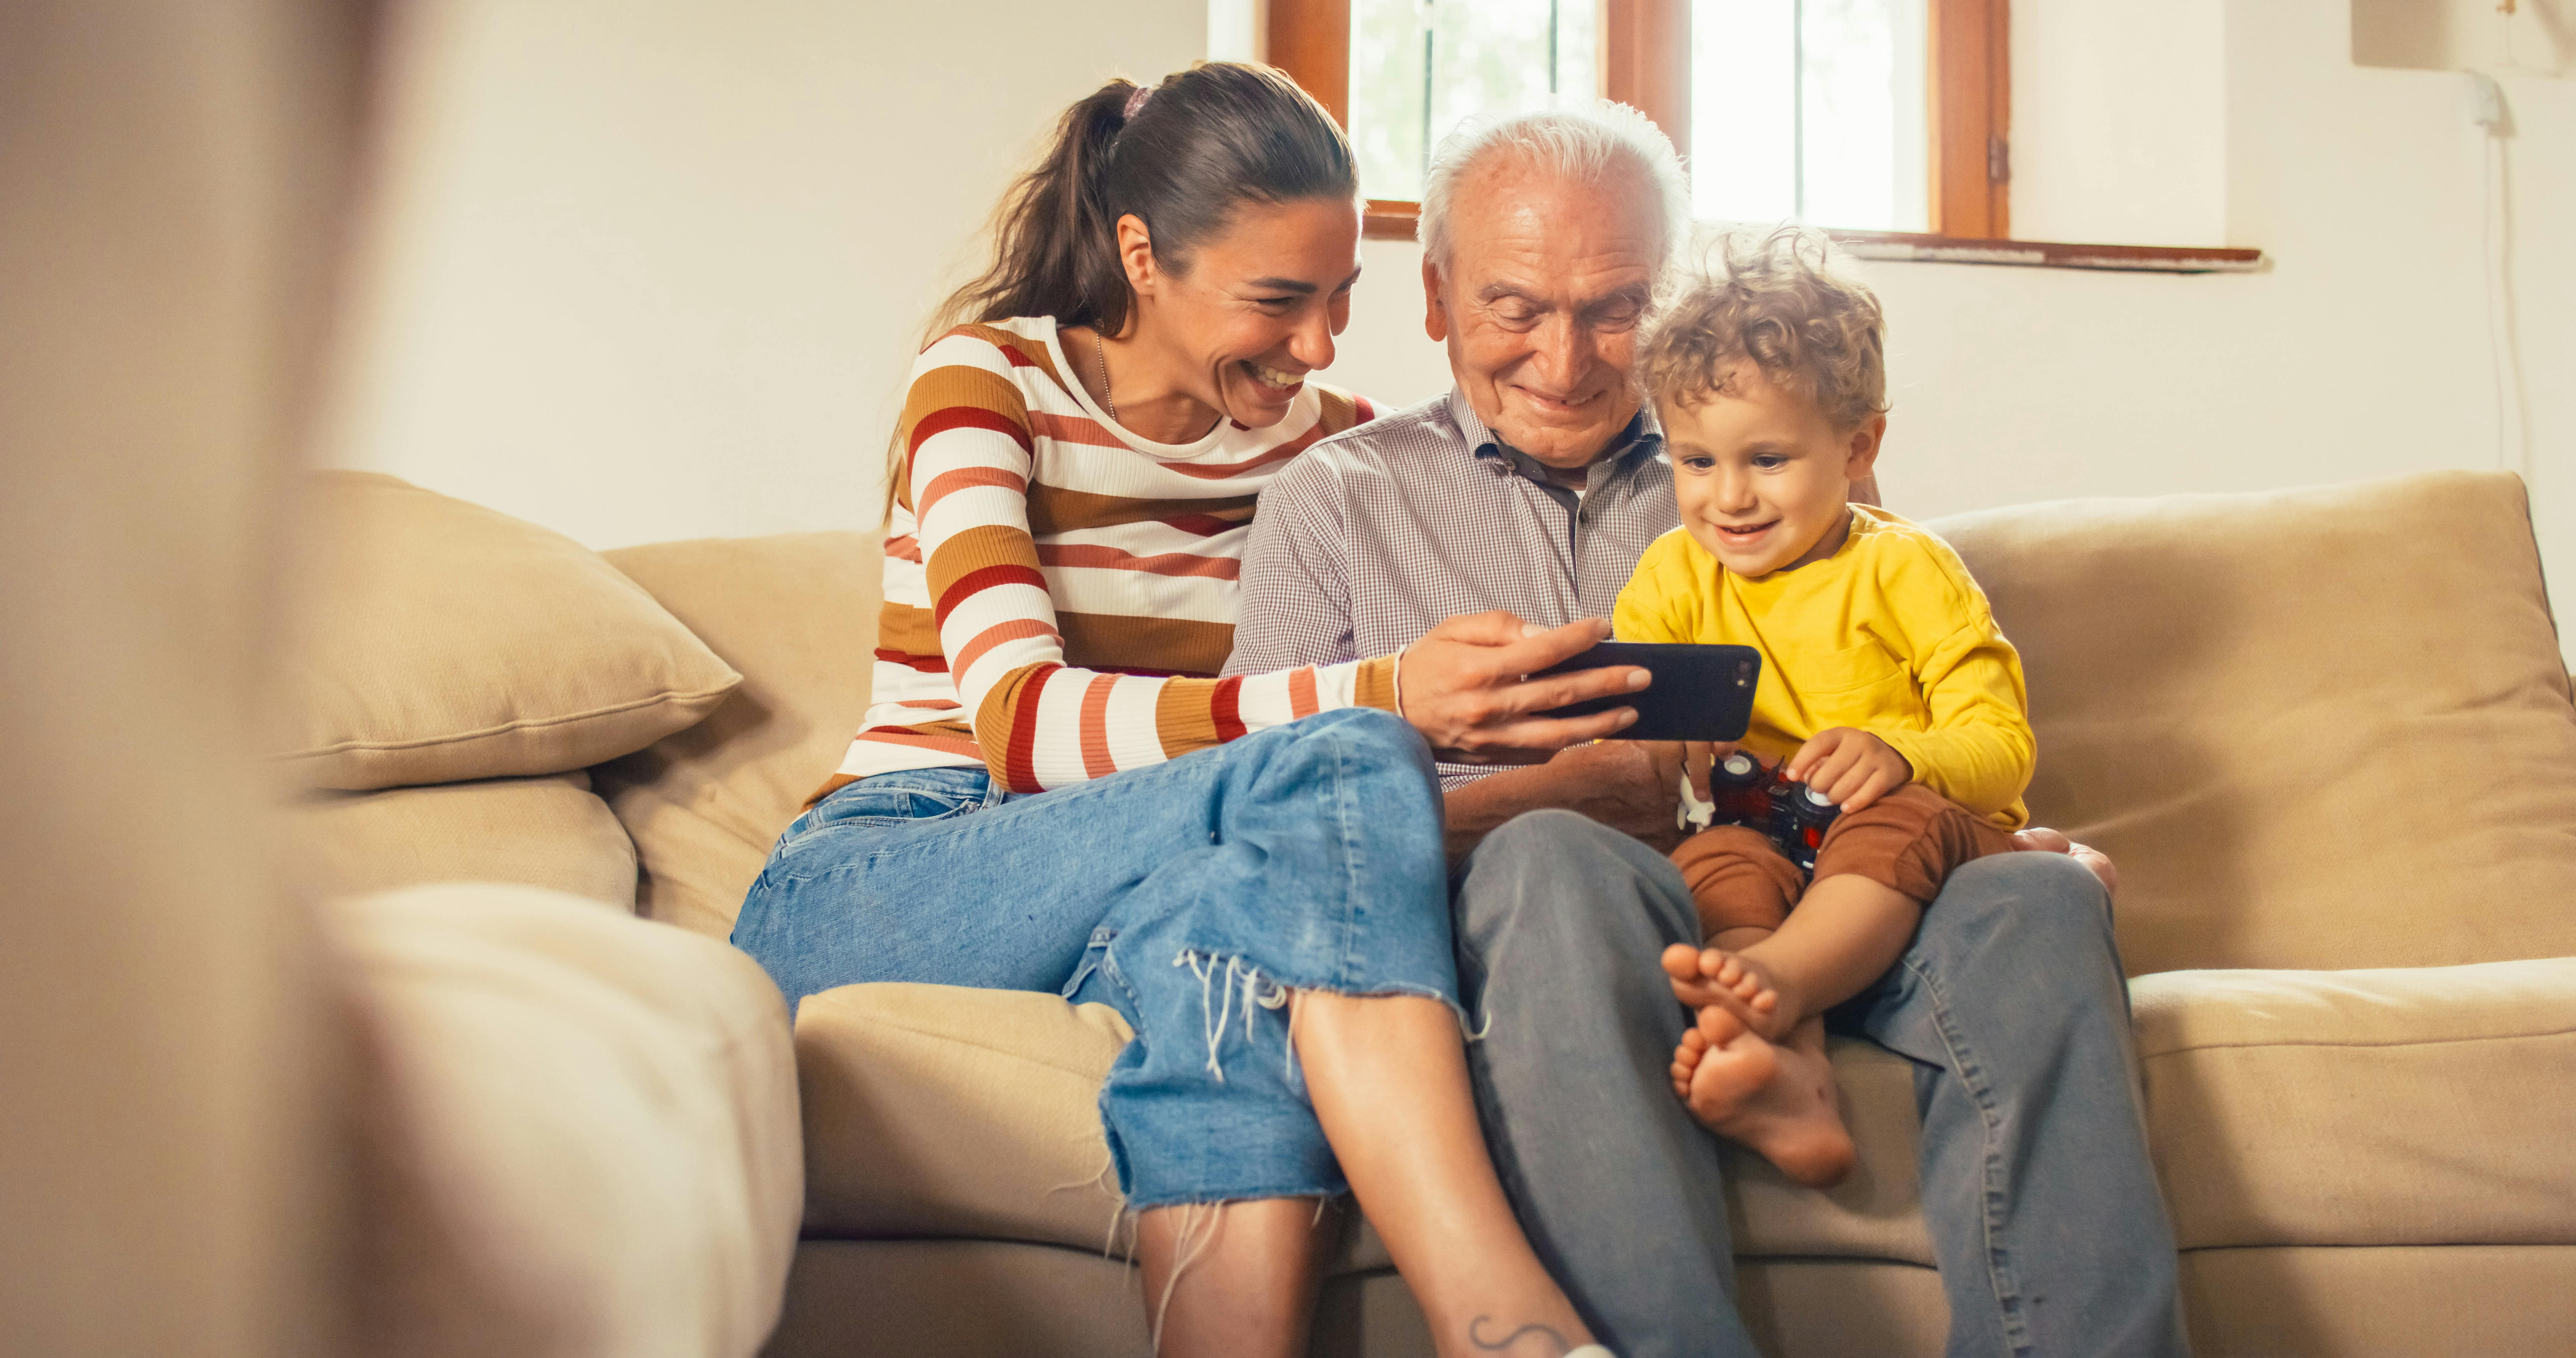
[1784,728,1912,812]
[1440,739,1686,866]
[2011,825,2121,897]
[1397,613,1649,765]
[1557,741,1694,850]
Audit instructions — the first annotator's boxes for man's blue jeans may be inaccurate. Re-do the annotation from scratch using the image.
[1458,810,2188,1358]
[730,708,1457,1209]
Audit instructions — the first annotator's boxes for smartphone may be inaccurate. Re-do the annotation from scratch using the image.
[1530,641,1761,742]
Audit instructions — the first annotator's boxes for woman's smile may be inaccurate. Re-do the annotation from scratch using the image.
[1241,358,1304,394]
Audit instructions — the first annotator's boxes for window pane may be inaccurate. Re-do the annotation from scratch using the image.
[1691,0,1927,232]
[1350,0,1600,204]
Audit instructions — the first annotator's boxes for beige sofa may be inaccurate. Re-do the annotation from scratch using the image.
[291,467,2576,1357]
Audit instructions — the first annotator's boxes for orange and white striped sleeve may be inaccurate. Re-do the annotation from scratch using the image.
[903,329,1398,794]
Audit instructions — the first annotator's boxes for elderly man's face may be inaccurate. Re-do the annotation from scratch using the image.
[1423,156,1662,468]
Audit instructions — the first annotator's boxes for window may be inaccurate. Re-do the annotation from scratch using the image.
[1347,1,1600,205]
[1688,0,1929,232]
[1268,0,2260,269]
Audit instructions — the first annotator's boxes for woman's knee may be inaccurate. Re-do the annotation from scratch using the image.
[1230,708,1441,838]
[1283,706,1434,779]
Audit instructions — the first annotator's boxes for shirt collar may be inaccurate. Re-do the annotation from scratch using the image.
[1445,385,1664,476]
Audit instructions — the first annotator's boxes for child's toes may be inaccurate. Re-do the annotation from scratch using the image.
[1661,943,1706,981]
[1671,1030,1708,1095]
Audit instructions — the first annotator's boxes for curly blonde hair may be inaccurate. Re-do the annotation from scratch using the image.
[1635,225,1887,430]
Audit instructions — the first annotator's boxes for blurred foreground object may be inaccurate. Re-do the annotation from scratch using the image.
[0,5,800,1356]
[0,2,378,1352]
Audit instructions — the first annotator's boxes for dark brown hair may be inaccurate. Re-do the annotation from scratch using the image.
[927,61,1358,340]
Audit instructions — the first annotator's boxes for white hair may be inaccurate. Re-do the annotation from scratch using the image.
[1416,101,1691,276]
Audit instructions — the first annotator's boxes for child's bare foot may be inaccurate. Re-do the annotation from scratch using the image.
[2011,825,2120,895]
[1662,941,1758,1026]
[1661,942,1796,1039]
[1668,1007,1857,1189]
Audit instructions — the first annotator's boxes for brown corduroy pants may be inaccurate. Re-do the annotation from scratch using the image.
[1669,784,2019,939]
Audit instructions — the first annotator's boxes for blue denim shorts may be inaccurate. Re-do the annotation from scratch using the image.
[733,707,1457,1208]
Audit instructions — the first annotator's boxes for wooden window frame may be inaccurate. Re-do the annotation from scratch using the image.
[1267,0,2260,273]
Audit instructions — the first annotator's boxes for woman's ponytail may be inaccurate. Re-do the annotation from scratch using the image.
[927,62,1354,345]
[927,77,1143,342]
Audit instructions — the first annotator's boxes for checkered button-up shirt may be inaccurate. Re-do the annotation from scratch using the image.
[1224,386,1679,786]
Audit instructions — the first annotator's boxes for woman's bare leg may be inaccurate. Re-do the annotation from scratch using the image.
[1136,1197,1338,1358]
[1295,992,1597,1358]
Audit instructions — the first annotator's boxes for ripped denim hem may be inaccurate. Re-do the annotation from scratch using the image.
[1169,946,1472,1090]
[1117,1183,1350,1215]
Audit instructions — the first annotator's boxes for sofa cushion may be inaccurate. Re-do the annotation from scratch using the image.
[1734,1259,1947,1358]
[1725,1038,1936,1266]
[1932,471,2576,974]
[795,983,1132,1250]
[2134,959,2576,1250]
[794,981,1939,1272]
[594,532,879,939]
[281,473,741,792]
[2181,1244,2576,1358]
[767,1241,1151,1358]
[789,964,2576,1268]
[290,771,638,910]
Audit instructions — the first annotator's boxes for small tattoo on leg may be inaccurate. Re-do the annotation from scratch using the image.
[1469,1315,1573,1355]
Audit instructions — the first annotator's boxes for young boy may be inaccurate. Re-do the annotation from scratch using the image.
[1615,228,2032,1187]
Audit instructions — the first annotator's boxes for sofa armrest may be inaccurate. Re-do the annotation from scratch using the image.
[331,884,801,1358]
[2131,959,2576,1251]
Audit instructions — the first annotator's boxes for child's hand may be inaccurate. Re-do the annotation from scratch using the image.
[1786,728,1912,812]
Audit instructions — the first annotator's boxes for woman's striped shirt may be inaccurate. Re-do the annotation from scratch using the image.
[818,316,1395,802]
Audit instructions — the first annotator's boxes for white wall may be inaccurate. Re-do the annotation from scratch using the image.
[2352,0,2574,76]
[325,0,1203,548]
[331,0,2571,661]
[1865,0,2563,521]
[2009,0,2228,246]
[1343,0,2575,660]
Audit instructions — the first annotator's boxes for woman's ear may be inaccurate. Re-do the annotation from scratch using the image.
[1117,214,1158,296]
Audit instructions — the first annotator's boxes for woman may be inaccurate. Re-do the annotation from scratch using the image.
[732,63,1651,1357]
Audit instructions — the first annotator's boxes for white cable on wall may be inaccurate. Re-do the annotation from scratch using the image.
[2469,68,2529,482]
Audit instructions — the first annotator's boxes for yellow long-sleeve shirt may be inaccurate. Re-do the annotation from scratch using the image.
[1612,505,2033,829]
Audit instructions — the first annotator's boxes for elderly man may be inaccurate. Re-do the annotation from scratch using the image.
[1227,106,2187,1357]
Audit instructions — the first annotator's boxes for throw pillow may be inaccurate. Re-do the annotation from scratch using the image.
[281,472,740,790]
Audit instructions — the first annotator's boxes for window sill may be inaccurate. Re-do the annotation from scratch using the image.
[1361,201,2266,274]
